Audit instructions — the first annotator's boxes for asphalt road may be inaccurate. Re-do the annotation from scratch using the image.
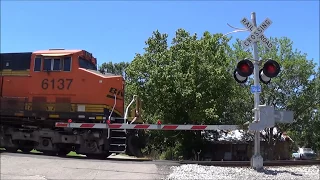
[0,152,178,180]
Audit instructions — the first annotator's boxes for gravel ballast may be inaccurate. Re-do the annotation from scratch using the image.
[165,164,320,180]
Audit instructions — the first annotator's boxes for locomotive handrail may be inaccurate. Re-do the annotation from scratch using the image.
[108,94,117,122]
[107,94,117,139]
[124,95,137,123]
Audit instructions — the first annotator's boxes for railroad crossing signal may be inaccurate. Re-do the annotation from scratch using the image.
[240,17,274,50]
[259,59,281,84]
[233,58,281,85]
[233,59,254,83]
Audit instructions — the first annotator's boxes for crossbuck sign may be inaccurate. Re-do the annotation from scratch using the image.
[240,17,274,50]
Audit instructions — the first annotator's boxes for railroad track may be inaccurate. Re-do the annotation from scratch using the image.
[179,159,320,166]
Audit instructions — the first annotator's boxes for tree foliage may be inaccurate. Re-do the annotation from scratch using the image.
[99,61,130,77]
[125,29,243,159]
[98,29,319,159]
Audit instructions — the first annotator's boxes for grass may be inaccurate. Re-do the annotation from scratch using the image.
[67,151,81,156]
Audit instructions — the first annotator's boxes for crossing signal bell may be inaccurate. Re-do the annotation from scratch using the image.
[233,59,254,83]
[259,59,280,84]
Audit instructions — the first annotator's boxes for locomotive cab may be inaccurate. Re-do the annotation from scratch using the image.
[26,49,125,123]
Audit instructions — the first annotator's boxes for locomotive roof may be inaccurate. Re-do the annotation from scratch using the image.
[33,49,82,55]
[0,49,83,55]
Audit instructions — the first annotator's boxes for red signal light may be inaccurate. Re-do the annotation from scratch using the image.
[239,64,250,74]
[263,60,280,78]
[259,59,281,84]
[68,119,72,123]
[266,64,276,74]
[157,119,162,125]
[236,59,254,77]
[234,59,254,83]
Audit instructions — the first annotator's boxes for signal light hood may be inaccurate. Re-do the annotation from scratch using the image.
[233,69,248,84]
[259,69,271,84]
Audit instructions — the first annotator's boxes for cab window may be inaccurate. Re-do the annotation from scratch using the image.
[34,57,42,72]
[53,59,61,70]
[79,57,97,70]
[41,57,72,72]
[63,57,71,71]
[43,58,52,71]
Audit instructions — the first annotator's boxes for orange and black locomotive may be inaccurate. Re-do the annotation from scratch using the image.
[0,49,145,158]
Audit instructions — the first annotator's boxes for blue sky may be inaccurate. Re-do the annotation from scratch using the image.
[1,1,319,68]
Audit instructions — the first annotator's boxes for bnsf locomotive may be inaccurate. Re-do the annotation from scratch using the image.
[0,49,146,158]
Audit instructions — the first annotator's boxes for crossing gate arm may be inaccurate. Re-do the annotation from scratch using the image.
[55,122,240,131]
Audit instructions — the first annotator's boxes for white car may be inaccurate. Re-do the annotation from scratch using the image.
[292,148,317,160]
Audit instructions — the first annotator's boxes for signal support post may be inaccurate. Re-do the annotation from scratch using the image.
[227,13,291,170]
[240,12,274,170]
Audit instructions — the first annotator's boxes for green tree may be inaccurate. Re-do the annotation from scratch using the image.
[286,68,320,152]
[99,62,130,77]
[125,29,238,159]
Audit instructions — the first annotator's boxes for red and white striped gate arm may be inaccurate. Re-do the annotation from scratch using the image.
[55,122,239,131]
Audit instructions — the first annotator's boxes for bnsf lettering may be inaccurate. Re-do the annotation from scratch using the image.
[41,79,73,90]
[109,87,124,98]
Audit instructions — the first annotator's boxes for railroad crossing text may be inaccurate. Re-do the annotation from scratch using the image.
[241,17,273,49]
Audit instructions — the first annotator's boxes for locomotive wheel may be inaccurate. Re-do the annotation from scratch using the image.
[5,147,18,153]
[125,148,134,156]
[137,130,148,149]
[57,148,71,157]
[43,151,57,156]
[127,135,143,158]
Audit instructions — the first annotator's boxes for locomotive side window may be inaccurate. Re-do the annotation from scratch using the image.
[43,58,52,71]
[63,57,71,71]
[53,59,61,71]
[79,57,97,70]
[41,57,72,72]
[34,57,42,72]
